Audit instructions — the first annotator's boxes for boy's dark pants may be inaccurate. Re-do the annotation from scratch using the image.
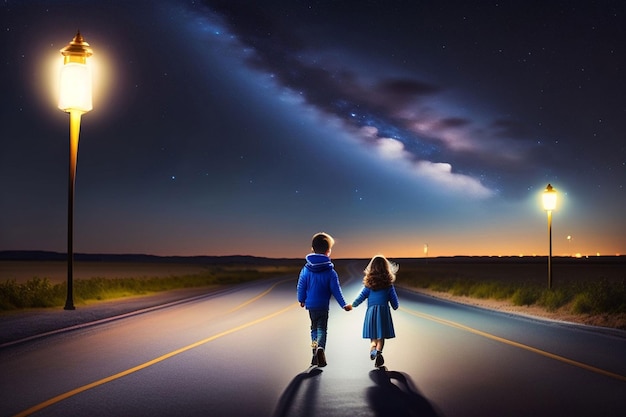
[309,309,329,349]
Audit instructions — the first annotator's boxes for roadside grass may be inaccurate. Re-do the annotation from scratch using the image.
[3,258,625,319]
[398,265,626,316]
[0,265,301,311]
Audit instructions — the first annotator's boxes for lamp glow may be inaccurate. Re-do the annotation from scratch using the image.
[542,183,557,211]
[542,184,557,290]
[58,32,93,113]
[59,31,94,310]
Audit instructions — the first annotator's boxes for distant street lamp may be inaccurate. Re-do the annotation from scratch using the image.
[542,184,557,290]
[58,31,93,310]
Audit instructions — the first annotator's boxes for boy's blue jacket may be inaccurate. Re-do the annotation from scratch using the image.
[297,253,348,310]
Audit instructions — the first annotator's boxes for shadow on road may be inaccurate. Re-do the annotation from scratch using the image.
[273,365,441,417]
[367,367,442,417]
[273,366,323,417]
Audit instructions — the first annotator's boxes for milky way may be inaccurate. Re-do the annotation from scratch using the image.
[1,0,624,258]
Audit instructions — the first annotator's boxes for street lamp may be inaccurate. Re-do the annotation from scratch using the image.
[58,31,93,310]
[542,183,557,290]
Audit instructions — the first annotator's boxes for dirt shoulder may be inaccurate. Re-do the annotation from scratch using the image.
[400,285,626,332]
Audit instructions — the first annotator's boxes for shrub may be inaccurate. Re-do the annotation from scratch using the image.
[537,288,571,312]
[491,284,516,300]
[451,279,473,297]
[511,286,541,306]
[468,281,515,300]
[0,279,21,309]
[427,278,454,292]
[468,282,492,299]
[0,277,63,309]
[571,279,626,314]
[571,293,594,314]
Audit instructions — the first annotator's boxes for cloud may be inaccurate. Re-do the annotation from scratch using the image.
[360,127,493,198]
[413,160,493,198]
[376,137,411,160]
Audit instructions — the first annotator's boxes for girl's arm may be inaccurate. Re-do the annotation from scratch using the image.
[389,285,399,310]
[351,286,370,308]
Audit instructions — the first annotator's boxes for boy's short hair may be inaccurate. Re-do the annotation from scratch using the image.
[311,232,335,254]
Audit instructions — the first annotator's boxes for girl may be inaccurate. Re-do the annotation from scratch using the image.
[350,255,399,367]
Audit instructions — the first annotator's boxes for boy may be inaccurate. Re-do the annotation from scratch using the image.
[297,232,352,367]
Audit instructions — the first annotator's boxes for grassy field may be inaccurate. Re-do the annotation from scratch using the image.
[389,256,626,329]
[0,259,302,310]
[1,256,624,329]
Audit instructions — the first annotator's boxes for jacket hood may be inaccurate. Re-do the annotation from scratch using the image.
[304,253,334,272]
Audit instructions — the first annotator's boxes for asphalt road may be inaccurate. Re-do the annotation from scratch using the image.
[1,271,625,417]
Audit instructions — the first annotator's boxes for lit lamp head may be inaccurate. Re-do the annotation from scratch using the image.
[58,31,93,113]
[542,183,557,211]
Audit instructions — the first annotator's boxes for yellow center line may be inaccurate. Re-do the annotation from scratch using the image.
[227,278,294,313]
[400,306,626,382]
[13,281,298,417]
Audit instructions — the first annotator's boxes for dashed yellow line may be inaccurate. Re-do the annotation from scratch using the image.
[13,281,297,417]
[400,306,626,382]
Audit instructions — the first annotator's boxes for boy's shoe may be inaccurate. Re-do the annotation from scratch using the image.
[310,341,320,366]
[370,348,377,360]
[375,352,384,367]
[311,353,318,366]
[316,347,327,367]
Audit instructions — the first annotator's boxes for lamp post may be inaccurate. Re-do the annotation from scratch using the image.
[58,31,93,310]
[542,184,557,290]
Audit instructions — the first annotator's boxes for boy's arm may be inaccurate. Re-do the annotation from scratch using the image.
[329,271,348,308]
[296,269,308,307]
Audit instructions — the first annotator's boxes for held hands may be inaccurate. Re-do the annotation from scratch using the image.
[299,302,351,310]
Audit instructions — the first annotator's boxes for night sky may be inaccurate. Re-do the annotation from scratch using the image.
[1,1,624,258]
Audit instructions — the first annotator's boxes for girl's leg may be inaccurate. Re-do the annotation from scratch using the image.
[370,339,378,359]
[374,339,385,367]
[377,339,385,352]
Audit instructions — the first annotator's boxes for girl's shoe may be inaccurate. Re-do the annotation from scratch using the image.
[375,352,384,367]
[370,348,377,360]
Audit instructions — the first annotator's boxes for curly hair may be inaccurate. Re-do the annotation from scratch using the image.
[363,255,398,290]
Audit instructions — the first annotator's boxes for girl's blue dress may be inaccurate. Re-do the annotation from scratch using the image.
[352,285,399,339]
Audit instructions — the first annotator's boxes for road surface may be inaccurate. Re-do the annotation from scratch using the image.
[1,269,625,416]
